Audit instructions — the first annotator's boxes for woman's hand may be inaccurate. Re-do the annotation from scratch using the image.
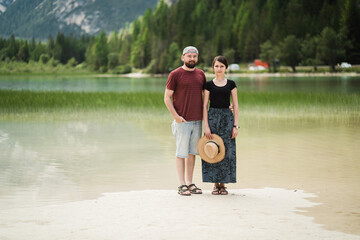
[204,126,213,139]
[231,127,238,139]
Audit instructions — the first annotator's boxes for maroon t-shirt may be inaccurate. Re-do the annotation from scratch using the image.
[166,67,206,121]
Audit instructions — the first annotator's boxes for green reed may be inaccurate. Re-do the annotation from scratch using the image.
[1,90,359,119]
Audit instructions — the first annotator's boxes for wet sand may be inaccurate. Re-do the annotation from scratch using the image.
[1,188,360,240]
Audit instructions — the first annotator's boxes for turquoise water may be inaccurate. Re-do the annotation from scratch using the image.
[0,75,359,234]
[0,75,359,93]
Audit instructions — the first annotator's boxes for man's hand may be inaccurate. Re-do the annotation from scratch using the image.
[175,116,187,123]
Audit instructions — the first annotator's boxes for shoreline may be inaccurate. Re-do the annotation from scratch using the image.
[110,71,360,78]
[1,188,359,240]
[1,70,359,78]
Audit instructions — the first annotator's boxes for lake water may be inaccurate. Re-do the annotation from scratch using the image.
[1,75,360,93]
[0,75,359,235]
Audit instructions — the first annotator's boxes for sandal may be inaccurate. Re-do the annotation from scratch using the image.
[212,184,220,195]
[188,184,202,194]
[178,185,191,196]
[219,186,228,195]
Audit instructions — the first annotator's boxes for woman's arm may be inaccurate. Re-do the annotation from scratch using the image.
[203,90,212,139]
[231,88,239,139]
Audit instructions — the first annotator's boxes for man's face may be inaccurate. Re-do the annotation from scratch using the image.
[182,53,198,68]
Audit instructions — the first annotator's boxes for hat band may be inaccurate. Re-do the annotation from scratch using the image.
[207,140,220,154]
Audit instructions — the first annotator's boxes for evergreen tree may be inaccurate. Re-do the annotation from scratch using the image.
[317,27,345,71]
[7,34,17,59]
[31,42,46,62]
[279,35,301,72]
[109,31,119,53]
[17,40,30,62]
[94,31,109,70]
[341,0,360,62]
[260,40,277,72]
[301,34,321,71]
[167,42,181,71]
[48,35,56,58]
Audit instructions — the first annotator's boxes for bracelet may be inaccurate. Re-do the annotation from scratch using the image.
[233,125,239,129]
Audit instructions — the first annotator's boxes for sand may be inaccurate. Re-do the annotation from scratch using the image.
[1,188,359,240]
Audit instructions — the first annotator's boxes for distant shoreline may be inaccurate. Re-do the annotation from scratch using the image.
[107,71,360,78]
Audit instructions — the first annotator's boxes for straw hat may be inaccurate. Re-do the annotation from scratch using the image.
[197,134,225,164]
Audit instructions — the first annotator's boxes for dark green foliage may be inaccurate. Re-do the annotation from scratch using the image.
[279,35,301,72]
[0,0,359,73]
[317,27,346,71]
[118,0,359,72]
[301,34,322,71]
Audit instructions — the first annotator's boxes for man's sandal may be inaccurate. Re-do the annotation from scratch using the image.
[219,186,228,195]
[178,185,191,196]
[188,184,202,194]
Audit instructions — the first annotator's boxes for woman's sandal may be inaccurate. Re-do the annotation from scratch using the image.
[219,186,228,195]
[178,185,191,196]
[212,185,220,195]
[188,184,202,194]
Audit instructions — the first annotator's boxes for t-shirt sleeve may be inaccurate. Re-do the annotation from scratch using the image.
[204,81,212,91]
[229,80,237,90]
[166,71,177,91]
[201,70,206,89]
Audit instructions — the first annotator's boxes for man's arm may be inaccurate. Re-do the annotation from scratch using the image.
[164,88,187,123]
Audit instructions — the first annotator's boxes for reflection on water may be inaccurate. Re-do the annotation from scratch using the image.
[1,75,360,93]
[0,118,176,210]
[0,76,168,93]
[0,112,359,235]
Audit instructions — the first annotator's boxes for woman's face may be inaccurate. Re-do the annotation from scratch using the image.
[213,60,226,75]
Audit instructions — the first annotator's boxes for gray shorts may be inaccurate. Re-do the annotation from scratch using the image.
[171,120,202,158]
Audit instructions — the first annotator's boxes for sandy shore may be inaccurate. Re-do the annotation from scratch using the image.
[1,188,359,240]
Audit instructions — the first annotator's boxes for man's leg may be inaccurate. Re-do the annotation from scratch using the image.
[185,154,195,185]
[186,154,202,194]
[176,156,186,186]
[176,156,190,195]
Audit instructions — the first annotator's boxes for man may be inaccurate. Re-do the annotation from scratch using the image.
[164,46,206,196]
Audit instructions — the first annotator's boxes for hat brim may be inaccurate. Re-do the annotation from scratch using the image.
[197,134,225,164]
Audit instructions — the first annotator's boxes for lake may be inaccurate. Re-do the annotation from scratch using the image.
[0,74,359,235]
[1,74,360,93]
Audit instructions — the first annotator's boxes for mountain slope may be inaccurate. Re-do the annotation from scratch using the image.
[0,0,15,15]
[0,0,159,39]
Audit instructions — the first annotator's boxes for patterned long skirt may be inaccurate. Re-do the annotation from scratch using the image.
[202,108,236,183]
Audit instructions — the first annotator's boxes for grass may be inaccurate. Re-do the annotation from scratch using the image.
[0,91,164,112]
[1,90,359,123]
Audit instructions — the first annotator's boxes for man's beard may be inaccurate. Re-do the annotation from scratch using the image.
[185,61,197,68]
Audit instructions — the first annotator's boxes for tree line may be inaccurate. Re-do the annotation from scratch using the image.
[1,0,359,73]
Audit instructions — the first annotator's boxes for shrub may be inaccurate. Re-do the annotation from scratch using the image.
[67,57,78,67]
[112,64,132,74]
[99,66,108,73]
[39,54,50,64]
[48,57,59,67]
[108,53,120,69]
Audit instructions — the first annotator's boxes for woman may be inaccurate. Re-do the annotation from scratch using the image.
[202,56,239,195]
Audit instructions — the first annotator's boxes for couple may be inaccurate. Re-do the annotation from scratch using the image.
[164,46,239,196]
